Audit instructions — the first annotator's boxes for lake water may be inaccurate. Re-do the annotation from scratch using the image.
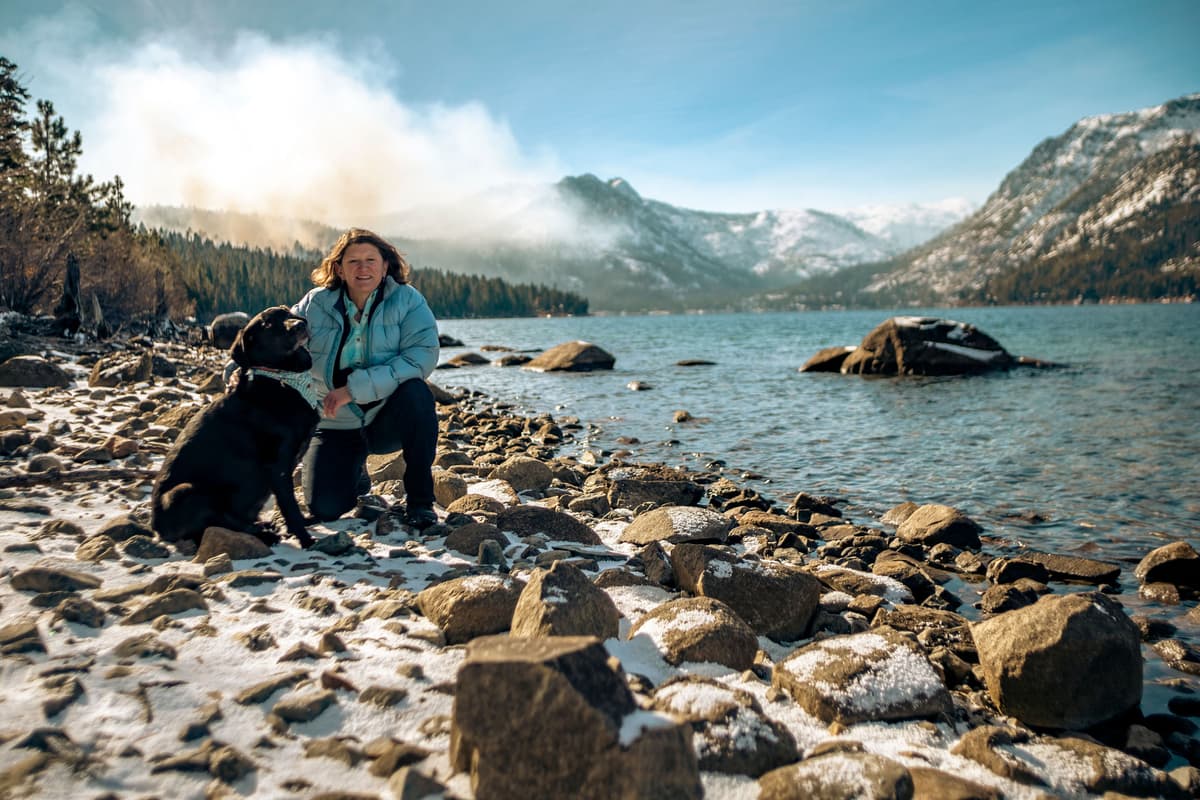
[437,303,1200,598]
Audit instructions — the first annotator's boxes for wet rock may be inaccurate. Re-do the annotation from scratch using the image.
[495,505,601,545]
[523,340,616,372]
[1136,541,1200,591]
[895,503,982,549]
[840,316,1015,376]
[618,505,732,545]
[971,591,1141,728]
[980,578,1048,615]
[669,544,820,641]
[799,344,857,373]
[1019,550,1121,585]
[511,561,621,639]
[450,634,700,799]
[650,676,798,776]
[772,626,951,725]
[985,555,1051,585]
[1154,639,1200,676]
[628,596,758,670]
[417,574,523,644]
[758,748,914,799]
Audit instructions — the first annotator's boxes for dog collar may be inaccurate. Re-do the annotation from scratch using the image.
[244,368,320,411]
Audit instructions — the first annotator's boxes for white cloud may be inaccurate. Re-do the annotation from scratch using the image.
[3,8,578,242]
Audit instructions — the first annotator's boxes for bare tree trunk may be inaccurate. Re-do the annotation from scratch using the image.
[53,251,81,335]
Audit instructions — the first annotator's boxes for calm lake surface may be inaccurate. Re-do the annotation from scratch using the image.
[439,304,1199,582]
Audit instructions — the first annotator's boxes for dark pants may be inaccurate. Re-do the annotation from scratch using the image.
[302,378,438,521]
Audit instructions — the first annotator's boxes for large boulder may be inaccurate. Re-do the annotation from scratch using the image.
[0,355,74,388]
[840,316,1015,376]
[772,626,951,725]
[524,340,615,372]
[450,635,700,800]
[970,591,1141,728]
[628,596,758,670]
[618,506,733,546]
[669,544,820,641]
[416,574,523,644]
[88,352,154,387]
[650,676,798,777]
[511,561,621,640]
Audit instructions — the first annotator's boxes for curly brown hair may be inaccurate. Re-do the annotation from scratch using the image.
[311,228,411,289]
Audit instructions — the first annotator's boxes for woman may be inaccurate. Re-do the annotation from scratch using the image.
[294,228,441,528]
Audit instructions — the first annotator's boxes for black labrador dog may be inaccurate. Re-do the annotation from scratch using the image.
[152,306,319,548]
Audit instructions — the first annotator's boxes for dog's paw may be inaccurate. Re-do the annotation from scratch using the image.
[249,521,282,546]
[294,532,315,549]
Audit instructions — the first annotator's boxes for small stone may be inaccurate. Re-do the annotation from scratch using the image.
[272,689,335,723]
[359,685,408,708]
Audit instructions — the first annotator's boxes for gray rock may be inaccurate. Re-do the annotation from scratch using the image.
[1019,550,1121,584]
[971,591,1142,728]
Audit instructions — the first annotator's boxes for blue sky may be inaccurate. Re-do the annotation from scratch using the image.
[1,0,1196,219]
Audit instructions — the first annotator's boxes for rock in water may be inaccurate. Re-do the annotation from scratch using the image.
[971,592,1142,728]
[523,341,616,372]
[840,316,1015,376]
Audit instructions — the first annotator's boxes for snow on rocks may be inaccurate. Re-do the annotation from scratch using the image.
[772,627,952,725]
[0,336,1195,799]
[618,504,733,545]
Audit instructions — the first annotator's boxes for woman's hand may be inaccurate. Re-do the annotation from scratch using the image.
[322,386,353,418]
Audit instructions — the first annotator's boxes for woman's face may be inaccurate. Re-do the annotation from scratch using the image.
[338,242,386,298]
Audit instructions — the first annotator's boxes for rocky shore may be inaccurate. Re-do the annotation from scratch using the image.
[1,330,1199,799]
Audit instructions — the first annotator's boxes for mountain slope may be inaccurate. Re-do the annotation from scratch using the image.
[864,93,1200,302]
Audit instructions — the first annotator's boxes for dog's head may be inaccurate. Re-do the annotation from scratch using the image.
[230,306,313,373]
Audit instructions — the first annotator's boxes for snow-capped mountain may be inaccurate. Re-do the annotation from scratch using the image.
[383,174,967,310]
[866,93,1200,302]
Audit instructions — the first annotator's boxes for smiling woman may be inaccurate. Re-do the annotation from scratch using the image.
[293,228,442,529]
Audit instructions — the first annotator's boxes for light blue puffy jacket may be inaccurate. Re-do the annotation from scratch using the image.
[293,276,440,430]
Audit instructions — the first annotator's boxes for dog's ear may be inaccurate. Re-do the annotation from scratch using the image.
[230,326,254,367]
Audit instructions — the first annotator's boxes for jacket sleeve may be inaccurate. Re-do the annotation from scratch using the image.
[346,289,440,403]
